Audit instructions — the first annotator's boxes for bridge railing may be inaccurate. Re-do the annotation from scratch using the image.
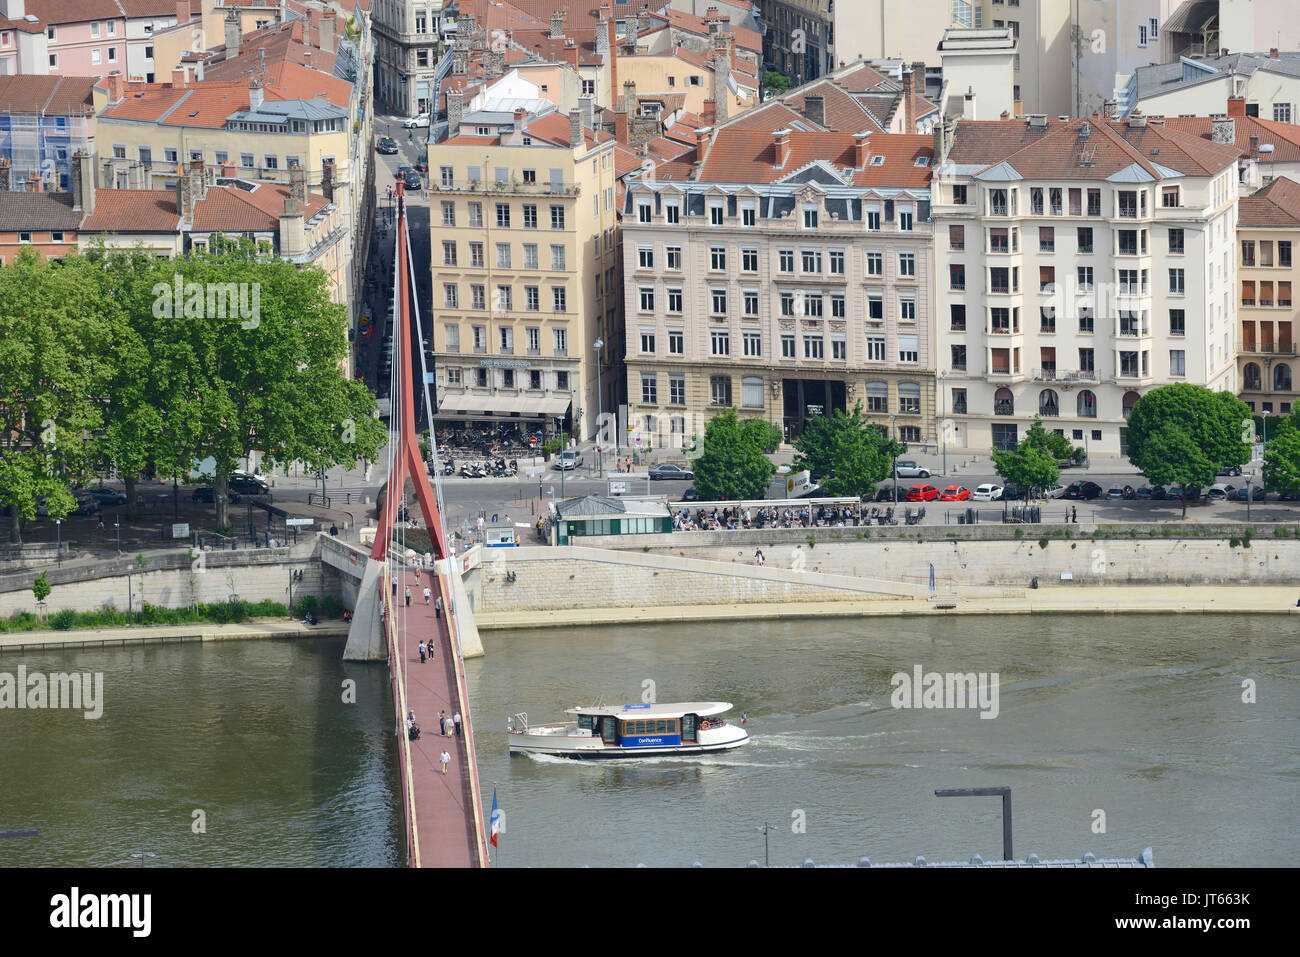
[382,576,421,868]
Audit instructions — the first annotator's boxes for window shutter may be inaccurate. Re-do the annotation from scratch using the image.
[884,199,895,221]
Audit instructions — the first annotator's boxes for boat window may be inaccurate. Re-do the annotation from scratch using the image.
[656,720,667,733]
[577,714,593,730]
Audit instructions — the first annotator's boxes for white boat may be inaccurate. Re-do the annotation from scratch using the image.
[508,701,749,759]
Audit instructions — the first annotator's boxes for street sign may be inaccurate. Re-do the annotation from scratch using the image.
[171,523,189,538]
[608,481,628,495]
[286,517,315,526]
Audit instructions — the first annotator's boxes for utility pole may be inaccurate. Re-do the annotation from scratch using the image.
[754,822,777,867]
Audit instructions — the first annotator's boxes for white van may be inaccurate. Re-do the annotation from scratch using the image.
[555,449,583,471]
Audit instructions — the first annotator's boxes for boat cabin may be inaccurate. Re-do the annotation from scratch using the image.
[567,702,732,748]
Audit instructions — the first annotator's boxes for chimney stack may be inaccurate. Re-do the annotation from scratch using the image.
[72,151,96,215]
[711,54,730,122]
[1228,96,1246,118]
[320,14,336,55]
[321,158,335,200]
[550,10,564,39]
[280,196,307,257]
[695,127,710,153]
[702,99,717,124]
[175,1,188,26]
[596,5,610,56]
[447,88,465,135]
[172,67,188,88]
[622,78,637,113]
[0,156,10,192]
[249,80,264,112]
[225,7,242,59]
[569,108,583,149]
[773,128,791,168]
[1211,114,1236,145]
[189,158,206,202]
[803,94,825,127]
[579,94,594,129]
[27,171,42,192]
[290,162,307,202]
[963,86,977,120]
[901,66,916,131]
[1270,47,1280,59]
[638,3,650,33]
[853,131,870,168]
[106,72,124,104]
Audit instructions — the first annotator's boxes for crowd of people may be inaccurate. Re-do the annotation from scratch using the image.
[672,504,863,531]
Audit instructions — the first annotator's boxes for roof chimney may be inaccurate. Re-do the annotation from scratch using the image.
[773,128,791,168]
[175,1,188,25]
[962,86,977,120]
[189,158,206,201]
[321,158,335,201]
[249,80,264,112]
[1270,47,1280,59]
[280,196,307,257]
[596,5,610,56]
[1000,110,1011,121]
[1227,96,1246,118]
[1211,114,1235,144]
[320,13,336,55]
[569,108,583,149]
[290,161,307,202]
[1249,133,1260,153]
[622,78,637,113]
[901,65,916,131]
[447,89,465,135]
[171,67,188,88]
[638,3,650,33]
[579,94,594,129]
[695,126,710,153]
[550,9,564,39]
[26,171,42,193]
[106,72,124,104]
[711,53,730,122]
[72,151,95,215]
[854,131,870,168]
[224,8,242,59]
[702,99,717,124]
[0,157,10,193]
[803,94,825,127]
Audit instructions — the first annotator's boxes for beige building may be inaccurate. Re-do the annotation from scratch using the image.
[428,105,620,441]
[1237,175,1299,414]
[621,126,937,447]
[934,113,1242,457]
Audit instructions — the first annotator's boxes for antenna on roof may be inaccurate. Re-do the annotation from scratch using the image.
[1079,144,1096,167]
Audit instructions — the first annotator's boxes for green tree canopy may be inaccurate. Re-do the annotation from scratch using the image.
[991,428,1060,502]
[1125,384,1250,516]
[1263,429,1300,497]
[762,70,791,95]
[792,401,904,498]
[692,408,775,500]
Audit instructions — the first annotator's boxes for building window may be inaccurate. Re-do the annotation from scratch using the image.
[526,327,540,353]
[523,244,538,269]
[803,334,823,359]
[638,245,654,268]
[552,287,567,312]
[469,202,483,227]
[898,334,919,364]
[496,203,510,228]
[669,374,686,405]
[639,287,655,312]
[742,204,756,227]
[550,245,566,270]
[556,370,570,390]
[668,329,684,354]
[471,285,486,310]
[899,206,913,231]
[1170,350,1186,377]
[802,205,818,229]
[804,293,822,317]
[550,205,565,229]
[1168,228,1184,254]
[744,290,760,316]
[666,202,679,224]
[950,264,966,290]
[443,283,458,308]
[867,207,881,230]
[711,246,727,271]
[779,249,795,273]
[898,382,921,414]
[831,335,846,360]
[442,241,457,266]
[710,376,732,406]
[554,328,568,355]
[951,344,967,371]
[830,294,845,318]
[441,201,456,226]
[801,248,821,273]
[446,368,462,385]
[711,330,730,356]
[1169,269,1185,295]
[1162,186,1181,208]
[666,246,682,270]
[866,381,887,412]
[641,373,658,404]
[781,334,796,358]
[949,224,965,249]
[711,289,728,314]
[525,286,540,311]
[899,296,916,321]
[743,331,762,357]
[898,252,916,277]
[522,205,537,229]
[741,376,763,408]
[667,288,683,313]
[950,305,966,331]
[710,202,724,225]
[1275,103,1293,124]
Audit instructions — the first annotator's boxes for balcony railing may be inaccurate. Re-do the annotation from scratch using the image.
[994,400,1015,415]
[1087,204,1102,216]
[430,179,580,195]
[1242,343,1298,355]
[1034,368,1099,383]
[952,402,968,415]
[988,326,1019,335]
[1039,404,1060,417]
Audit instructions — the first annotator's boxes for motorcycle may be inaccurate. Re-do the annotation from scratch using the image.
[442,459,455,476]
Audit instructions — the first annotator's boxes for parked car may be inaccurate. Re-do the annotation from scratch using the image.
[1105,485,1135,500]
[555,449,583,471]
[192,486,241,504]
[893,461,931,478]
[1278,491,1300,501]
[681,487,700,502]
[1041,484,1067,499]
[403,113,431,128]
[376,136,399,155]
[939,485,970,501]
[1216,465,1243,476]
[1205,483,1235,502]
[1149,486,1168,500]
[972,484,1003,502]
[1232,486,1267,502]
[85,486,127,507]
[1000,484,1024,501]
[1064,481,1103,500]
[72,494,101,515]
[649,463,694,481]
[873,485,901,502]
[906,483,939,502]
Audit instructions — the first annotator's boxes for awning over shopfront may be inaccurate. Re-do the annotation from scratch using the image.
[434,393,572,419]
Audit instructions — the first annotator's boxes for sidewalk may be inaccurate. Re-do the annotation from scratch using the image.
[0,617,346,652]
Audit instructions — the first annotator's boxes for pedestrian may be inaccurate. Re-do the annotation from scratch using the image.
[440,749,450,774]
[741,713,748,725]
[434,595,442,619]
[391,574,398,597]
[404,586,411,606]
[439,710,448,735]
[754,548,765,567]
[418,640,426,663]
[1071,505,1077,523]
[453,712,462,736]
[423,585,431,605]
[330,524,338,536]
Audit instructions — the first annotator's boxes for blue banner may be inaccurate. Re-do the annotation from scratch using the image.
[621,735,682,748]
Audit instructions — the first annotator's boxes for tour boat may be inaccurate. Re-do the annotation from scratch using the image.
[508,701,749,759]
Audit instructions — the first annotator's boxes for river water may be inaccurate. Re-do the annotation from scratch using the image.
[2,616,1295,868]
[467,615,1299,868]
[0,637,402,867]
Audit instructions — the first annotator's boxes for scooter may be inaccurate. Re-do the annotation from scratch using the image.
[442,460,455,476]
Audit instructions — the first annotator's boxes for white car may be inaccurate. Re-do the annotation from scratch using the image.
[403,114,431,128]
[972,484,1003,502]
[555,449,583,471]
[1042,484,1067,499]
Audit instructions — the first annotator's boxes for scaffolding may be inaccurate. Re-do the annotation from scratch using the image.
[0,109,92,191]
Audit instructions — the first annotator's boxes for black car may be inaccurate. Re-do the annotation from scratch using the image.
[649,463,694,481]
[1134,486,1153,499]
[376,136,399,155]
[402,169,422,190]
[1149,486,1168,500]
[1064,481,1103,500]
[192,486,240,504]
[874,485,901,502]
[681,487,700,502]
[228,474,270,495]
[1216,465,1243,476]
[1231,486,1267,502]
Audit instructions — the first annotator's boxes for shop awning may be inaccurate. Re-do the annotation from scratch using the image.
[434,393,573,418]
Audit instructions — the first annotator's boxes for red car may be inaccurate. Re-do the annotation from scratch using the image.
[939,485,970,501]
[907,483,939,502]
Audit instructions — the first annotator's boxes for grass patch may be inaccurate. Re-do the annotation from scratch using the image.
[1014,528,1024,538]
[0,598,292,634]
[806,535,816,549]
[1038,537,1049,549]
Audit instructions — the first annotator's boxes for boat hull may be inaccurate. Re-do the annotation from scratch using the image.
[509,726,750,759]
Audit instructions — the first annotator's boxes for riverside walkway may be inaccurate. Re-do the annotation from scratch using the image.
[384,562,488,868]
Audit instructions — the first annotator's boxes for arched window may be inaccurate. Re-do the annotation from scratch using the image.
[1039,389,1059,417]
[1244,362,1262,391]
[994,387,1014,416]
[898,381,921,413]
[1078,389,1097,418]
[1122,390,1140,420]
[1275,363,1292,391]
[866,380,889,413]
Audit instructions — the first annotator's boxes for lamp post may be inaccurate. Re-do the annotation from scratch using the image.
[55,518,62,565]
[890,412,899,503]
[1246,477,1253,522]
[938,369,947,476]
[115,517,121,557]
[594,337,604,475]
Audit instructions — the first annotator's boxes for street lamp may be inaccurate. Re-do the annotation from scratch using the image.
[55,518,62,565]
[1246,476,1253,522]
[890,412,899,503]
[594,337,604,475]
[938,369,947,476]
[114,517,121,556]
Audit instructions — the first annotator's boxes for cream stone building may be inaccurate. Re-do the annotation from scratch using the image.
[934,113,1243,457]
[1237,175,1300,414]
[620,126,937,447]
[428,104,620,440]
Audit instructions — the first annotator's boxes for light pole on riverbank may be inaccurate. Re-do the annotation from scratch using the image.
[890,413,899,503]
[594,337,604,475]
[754,822,777,867]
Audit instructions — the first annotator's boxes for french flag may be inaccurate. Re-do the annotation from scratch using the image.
[490,788,502,848]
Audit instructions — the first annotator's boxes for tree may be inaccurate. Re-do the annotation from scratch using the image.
[0,249,116,543]
[991,442,1060,503]
[692,408,775,500]
[1263,429,1300,497]
[138,239,386,529]
[32,573,51,604]
[762,70,791,96]
[792,402,904,498]
[742,418,783,455]
[1125,384,1250,517]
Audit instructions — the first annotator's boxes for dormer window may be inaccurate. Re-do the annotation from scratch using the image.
[870,155,885,166]
[802,205,819,229]
[915,156,930,167]
[709,202,723,225]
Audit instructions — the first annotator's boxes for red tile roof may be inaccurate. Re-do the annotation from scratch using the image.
[193,182,329,232]
[25,0,124,25]
[1159,114,1300,162]
[0,191,82,231]
[523,110,612,148]
[81,190,181,233]
[697,129,934,187]
[0,75,97,114]
[1240,176,1300,228]
[658,8,761,56]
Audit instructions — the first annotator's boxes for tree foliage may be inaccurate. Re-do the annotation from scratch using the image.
[692,408,775,500]
[1125,384,1250,517]
[991,420,1061,501]
[32,573,51,604]
[792,402,904,498]
[1263,429,1300,497]
[762,70,791,95]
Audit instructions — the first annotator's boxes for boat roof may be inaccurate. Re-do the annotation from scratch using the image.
[564,702,733,719]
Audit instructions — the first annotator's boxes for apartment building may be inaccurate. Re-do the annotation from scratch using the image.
[1127,52,1300,121]
[758,0,834,84]
[372,0,447,116]
[428,105,620,440]
[1237,175,1299,414]
[0,75,97,191]
[934,113,1242,456]
[621,126,937,446]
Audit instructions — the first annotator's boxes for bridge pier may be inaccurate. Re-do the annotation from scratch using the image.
[343,558,388,661]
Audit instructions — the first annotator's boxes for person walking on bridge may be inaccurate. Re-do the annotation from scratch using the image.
[440,749,451,774]
[423,585,432,605]
[418,640,427,663]
[439,711,448,736]
[453,712,463,736]
[404,586,411,607]
[434,595,443,619]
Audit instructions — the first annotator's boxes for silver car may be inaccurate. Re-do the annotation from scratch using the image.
[893,461,931,478]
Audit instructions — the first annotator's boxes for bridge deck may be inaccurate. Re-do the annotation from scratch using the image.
[387,565,484,867]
